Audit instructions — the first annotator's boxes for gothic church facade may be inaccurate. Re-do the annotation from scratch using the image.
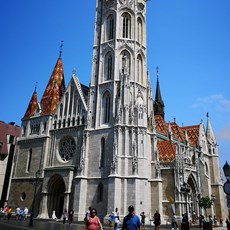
[9,0,227,222]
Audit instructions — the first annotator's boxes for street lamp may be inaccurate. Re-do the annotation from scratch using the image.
[29,170,40,227]
[223,161,230,181]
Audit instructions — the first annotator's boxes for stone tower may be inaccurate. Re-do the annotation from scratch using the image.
[74,0,155,217]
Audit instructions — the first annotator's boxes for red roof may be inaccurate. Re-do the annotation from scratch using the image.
[40,57,65,116]
[22,91,38,120]
[158,140,176,162]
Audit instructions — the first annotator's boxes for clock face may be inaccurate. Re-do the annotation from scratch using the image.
[224,181,230,195]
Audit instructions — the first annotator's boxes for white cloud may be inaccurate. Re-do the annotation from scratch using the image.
[216,122,230,140]
[192,94,230,112]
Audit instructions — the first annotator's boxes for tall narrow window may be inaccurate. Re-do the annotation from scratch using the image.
[27,149,32,172]
[100,138,105,168]
[137,54,143,84]
[122,13,131,38]
[137,17,143,44]
[105,52,113,80]
[64,93,69,116]
[107,15,114,40]
[102,92,111,123]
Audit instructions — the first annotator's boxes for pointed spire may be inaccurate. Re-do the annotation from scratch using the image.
[154,66,165,119]
[206,112,216,145]
[22,88,38,120]
[40,56,65,116]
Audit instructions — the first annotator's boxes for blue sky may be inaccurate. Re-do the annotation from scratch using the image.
[1,0,229,171]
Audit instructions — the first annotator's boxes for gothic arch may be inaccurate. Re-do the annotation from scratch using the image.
[47,174,66,219]
[104,51,114,81]
[101,91,111,124]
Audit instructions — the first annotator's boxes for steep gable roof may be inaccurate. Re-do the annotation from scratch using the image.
[22,91,38,120]
[40,57,65,116]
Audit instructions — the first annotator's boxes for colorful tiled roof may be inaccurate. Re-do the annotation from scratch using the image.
[22,91,38,120]
[155,115,200,162]
[181,125,200,148]
[40,57,65,115]
[158,140,176,162]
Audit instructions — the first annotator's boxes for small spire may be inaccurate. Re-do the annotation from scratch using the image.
[206,112,209,118]
[173,117,176,123]
[34,82,38,93]
[72,68,76,76]
[59,40,64,57]
[156,66,159,78]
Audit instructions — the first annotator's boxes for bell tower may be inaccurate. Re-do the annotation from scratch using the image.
[77,0,154,217]
[87,0,151,129]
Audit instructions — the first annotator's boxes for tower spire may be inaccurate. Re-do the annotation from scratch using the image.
[154,66,165,119]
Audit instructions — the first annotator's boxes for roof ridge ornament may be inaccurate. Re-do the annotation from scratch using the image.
[59,40,64,58]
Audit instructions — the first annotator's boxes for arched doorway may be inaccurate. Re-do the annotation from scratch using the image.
[47,174,65,219]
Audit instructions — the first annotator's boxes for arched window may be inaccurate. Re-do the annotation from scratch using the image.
[137,54,143,84]
[107,14,114,40]
[102,91,111,124]
[122,13,131,38]
[105,52,113,80]
[100,138,105,168]
[137,17,143,44]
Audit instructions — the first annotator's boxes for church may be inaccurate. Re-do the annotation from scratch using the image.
[8,0,227,223]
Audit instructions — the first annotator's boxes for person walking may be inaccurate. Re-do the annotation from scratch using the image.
[154,210,161,230]
[68,209,74,226]
[85,208,103,230]
[7,206,12,220]
[62,208,68,224]
[140,212,146,229]
[171,213,178,230]
[122,205,141,230]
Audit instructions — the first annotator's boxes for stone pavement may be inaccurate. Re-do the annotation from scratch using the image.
[0,218,227,230]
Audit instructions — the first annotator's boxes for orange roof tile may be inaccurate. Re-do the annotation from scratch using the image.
[40,57,65,115]
[181,125,200,148]
[22,91,38,120]
[158,140,176,162]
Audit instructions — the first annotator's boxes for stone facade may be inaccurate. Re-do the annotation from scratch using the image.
[8,0,227,224]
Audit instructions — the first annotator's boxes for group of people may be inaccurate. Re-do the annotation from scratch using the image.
[15,207,29,220]
[0,206,13,220]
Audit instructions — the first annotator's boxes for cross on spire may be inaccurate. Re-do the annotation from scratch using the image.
[59,40,64,57]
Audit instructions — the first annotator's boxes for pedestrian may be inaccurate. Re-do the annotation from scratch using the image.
[199,215,204,228]
[114,208,119,230]
[109,212,115,229]
[84,207,92,221]
[171,213,178,230]
[15,207,20,220]
[154,210,161,230]
[84,208,103,230]
[24,207,28,220]
[220,217,223,226]
[62,208,68,224]
[226,219,230,230]
[122,205,141,230]
[52,210,57,220]
[7,206,12,220]
[140,212,146,229]
[68,208,74,226]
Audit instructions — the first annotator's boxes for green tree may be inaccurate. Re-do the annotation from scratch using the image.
[198,196,213,220]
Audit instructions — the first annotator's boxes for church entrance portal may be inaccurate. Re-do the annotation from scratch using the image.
[47,174,65,219]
